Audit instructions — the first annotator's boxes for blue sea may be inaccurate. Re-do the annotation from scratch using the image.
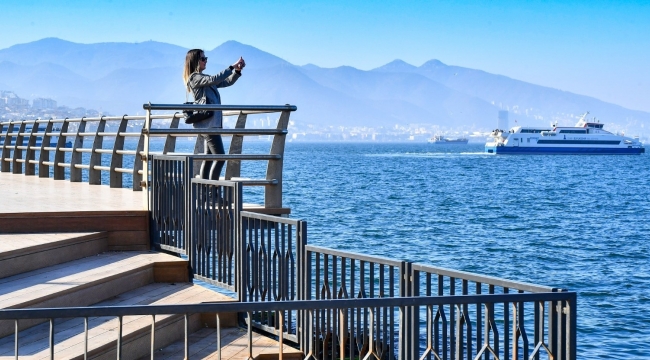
[142,139,650,358]
[258,141,648,359]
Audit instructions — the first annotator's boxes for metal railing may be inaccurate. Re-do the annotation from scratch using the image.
[0,103,296,206]
[0,115,152,190]
[191,179,242,292]
[0,293,576,360]
[240,211,306,344]
[143,104,295,209]
[148,161,577,359]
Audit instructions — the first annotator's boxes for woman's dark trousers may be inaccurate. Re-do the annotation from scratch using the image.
[200,134,225,180]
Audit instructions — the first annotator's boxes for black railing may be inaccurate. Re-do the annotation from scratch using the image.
[150,154,193,254]
[148,154,577,359]
[191,178,242,293]
[0,293,576,360]
[240,211,306,343]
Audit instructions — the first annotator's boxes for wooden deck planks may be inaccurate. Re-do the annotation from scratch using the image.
[0,233,109,279]
[0,252,185,309]
[0,172,290,218]
[0,172,145,214]
[0,233,98,254]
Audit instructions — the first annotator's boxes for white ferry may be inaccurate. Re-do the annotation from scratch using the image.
[485,113,645,155]
[428,135,469,144]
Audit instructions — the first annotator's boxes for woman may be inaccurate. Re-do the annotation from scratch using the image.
[183,49,245,180]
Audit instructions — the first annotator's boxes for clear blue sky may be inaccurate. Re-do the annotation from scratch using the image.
[2,0,649,112]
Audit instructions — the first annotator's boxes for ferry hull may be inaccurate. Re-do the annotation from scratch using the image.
[430,140,469,144]
[485,145,645,155]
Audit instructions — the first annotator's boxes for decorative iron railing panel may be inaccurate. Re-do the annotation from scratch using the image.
[191,178,242,293]
[240,211,306,344]
[150,155,192,255]
[304,245,405,359]
[409,263,572,360]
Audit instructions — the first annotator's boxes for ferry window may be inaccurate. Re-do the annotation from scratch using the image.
[520,129,550,133]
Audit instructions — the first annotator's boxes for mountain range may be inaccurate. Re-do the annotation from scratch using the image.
[1,37,648,133]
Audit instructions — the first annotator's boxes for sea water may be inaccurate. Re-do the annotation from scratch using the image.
[113,139,650,358]
[280,142,648,359]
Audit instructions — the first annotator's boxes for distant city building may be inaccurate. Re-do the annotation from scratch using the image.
[32,97,57,110]
[1,90,108,121]
[1,91,29,107]
[498,110,509,130]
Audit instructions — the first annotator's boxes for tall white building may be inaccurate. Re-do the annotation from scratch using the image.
[32,98,58,110]
[498,110,508,130]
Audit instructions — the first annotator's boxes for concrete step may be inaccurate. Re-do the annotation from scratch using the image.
[0,251,188,338]
[0,283,237,359]
[144,327,303,360]
[0,232,108,279]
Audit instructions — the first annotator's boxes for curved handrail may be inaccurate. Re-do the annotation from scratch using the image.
[142,103,297,112]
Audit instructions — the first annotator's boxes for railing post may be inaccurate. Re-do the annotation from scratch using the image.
[38,119,54,178]
[11,122,26,174]
[162,113,180,154]
[297,220,308,353]
[88,116,106,184]
[0,122,10,173]
[225,112,248,179]
[568,293,577,360]
[109,115,128,188]
[400,261,415,360]
[53,118,69,180]
[24,121,39,176]
[265,110,290,208]
[69,117,86,182]
[235,180,245,302]
[410,265,420,360]
[187,156,196,281]
[134,112,150,195]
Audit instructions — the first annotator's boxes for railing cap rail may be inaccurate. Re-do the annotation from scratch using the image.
[411,262,562,293]
[143,103,297,112]
[306,244,405,267]
[0,292,576,320]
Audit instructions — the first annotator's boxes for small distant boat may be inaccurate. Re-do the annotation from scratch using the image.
[485,112,645,155]
[428,135,469,144]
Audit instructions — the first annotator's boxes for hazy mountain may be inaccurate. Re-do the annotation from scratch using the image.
[0,61,92,100]
[375,59,650,129]
[1,38,648,133]
[0,38,186,80]
[207,41,291,70]
[297,65,496,127]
